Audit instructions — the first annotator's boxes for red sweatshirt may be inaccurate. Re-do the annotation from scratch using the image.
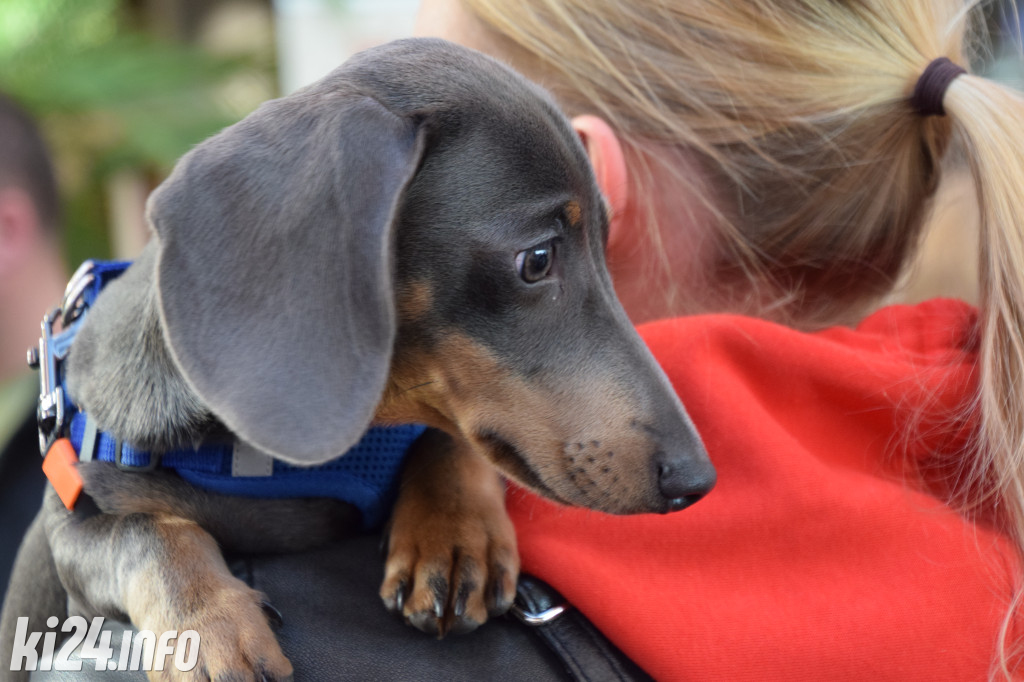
[507,299,1020,681]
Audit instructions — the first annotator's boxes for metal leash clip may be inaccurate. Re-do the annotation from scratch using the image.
[29,308,64,456]
[60,259,97,327]
[27,260,97,456]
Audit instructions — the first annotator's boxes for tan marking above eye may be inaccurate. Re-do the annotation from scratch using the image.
[565,200,582,228]
[397,281,433,322]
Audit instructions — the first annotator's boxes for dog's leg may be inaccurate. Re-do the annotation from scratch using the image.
[41,489,292,682]
[77,461,360,555]
[380,428,519,636]
[0,509,66,682]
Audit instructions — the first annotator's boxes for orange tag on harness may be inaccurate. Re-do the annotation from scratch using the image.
[42,438,83,510]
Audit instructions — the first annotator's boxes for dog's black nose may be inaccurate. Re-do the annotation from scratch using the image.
[656,455,716,512]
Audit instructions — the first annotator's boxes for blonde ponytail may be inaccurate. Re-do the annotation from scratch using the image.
[944,75,1024,676]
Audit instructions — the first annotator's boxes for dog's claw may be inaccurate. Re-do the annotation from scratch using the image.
[382,577,410,614]
[429,572,449,620]
[454,584,468,618]
[488,568,513,616]
[394,580,407,612]
[261,600,285,629]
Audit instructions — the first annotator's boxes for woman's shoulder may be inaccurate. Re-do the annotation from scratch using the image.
[636,297,978,367]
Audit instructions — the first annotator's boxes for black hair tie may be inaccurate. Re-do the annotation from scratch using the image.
[911,57,967,117]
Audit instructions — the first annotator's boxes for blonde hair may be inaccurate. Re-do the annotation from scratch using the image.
[462,0,1024,675]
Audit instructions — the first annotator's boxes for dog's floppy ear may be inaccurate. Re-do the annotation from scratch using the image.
[149,89,423,464]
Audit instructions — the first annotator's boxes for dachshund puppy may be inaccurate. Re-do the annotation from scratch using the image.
[0,38,714,680]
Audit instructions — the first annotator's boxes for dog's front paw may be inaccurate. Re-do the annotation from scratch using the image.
[133,574,293,681]
[183,597,291,681]
[380,432,519,636]
[380,503,519,637]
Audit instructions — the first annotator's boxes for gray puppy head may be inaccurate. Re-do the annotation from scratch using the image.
[67,38,714,513]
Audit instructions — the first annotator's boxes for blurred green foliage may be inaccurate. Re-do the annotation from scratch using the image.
[0,0,270,264]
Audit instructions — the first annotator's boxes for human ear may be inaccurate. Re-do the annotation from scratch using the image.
[571,115,630,248]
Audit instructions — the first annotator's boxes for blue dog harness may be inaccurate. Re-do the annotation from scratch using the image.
[34,260,424,530]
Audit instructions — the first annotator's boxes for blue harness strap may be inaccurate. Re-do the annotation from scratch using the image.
[67,413,424,529]
[53,260,425,530]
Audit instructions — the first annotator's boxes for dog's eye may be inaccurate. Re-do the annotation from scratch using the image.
[516,241,555,283]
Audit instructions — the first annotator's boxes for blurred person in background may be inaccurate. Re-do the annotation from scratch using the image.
[0,92,67,594]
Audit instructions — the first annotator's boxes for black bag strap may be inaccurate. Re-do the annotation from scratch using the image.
[512,575,655,682]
